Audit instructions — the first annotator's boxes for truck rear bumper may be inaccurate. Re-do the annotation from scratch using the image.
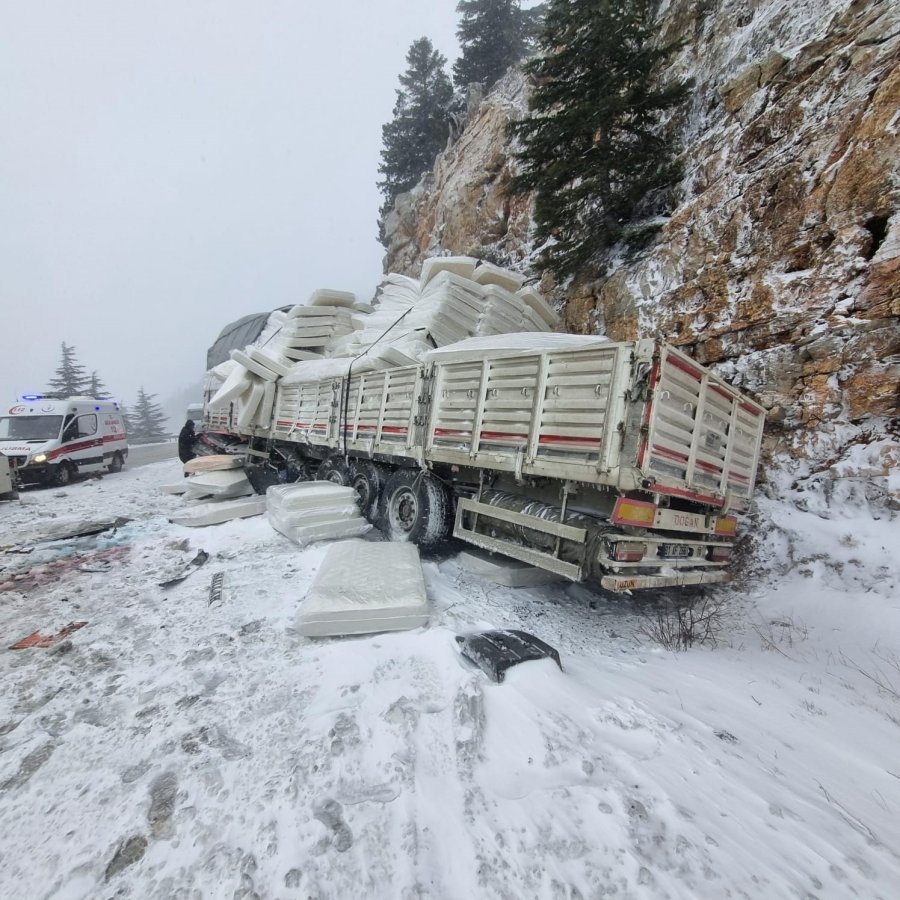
[600,570,730,593]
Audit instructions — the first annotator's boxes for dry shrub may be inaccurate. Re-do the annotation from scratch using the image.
[641,594,728,651]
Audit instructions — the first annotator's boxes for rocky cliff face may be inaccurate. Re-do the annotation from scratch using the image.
[382,0,899,480]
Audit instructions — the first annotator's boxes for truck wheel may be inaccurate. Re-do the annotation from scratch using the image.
[107,452,124,474]
[379,469,451,549]
[349,460,385,520]
[316,456,350,486]
[52,461,73,487]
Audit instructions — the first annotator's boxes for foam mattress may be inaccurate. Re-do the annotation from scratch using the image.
[185,469,254,498]
[297,540,429,637]
[170,496,267,527]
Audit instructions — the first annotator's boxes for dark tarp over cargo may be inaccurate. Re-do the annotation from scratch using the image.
[205,309,290,370]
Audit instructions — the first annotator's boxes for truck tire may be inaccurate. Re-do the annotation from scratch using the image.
[52,461,73,487]
[107,452,124,474]
[316,456,350,486]
[349,460,385,520]
[379,469,452,549]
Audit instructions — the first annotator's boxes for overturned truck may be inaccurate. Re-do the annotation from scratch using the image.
[201,327,765,593]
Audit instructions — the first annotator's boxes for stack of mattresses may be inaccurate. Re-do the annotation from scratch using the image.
[296,540,429,637]
[201,260,561,418]
[265,482,370,546]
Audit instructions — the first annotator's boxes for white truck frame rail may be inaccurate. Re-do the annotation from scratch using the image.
[202,339,766,591]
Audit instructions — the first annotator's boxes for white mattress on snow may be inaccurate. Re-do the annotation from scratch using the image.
[297,540,429,637]
[185,468,253,498]
[268,512,371,547]
[170,496,266,527]
[267,481,358,512]
[183,455,244,474]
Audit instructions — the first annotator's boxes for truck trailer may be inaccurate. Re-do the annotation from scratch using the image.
[200,332,766,592]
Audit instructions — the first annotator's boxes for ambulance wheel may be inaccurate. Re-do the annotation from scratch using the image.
[52,461,73,487]
[316,456,350,486]
[379,469,451,549]
[349,460,385,521]
[107,452,124,474]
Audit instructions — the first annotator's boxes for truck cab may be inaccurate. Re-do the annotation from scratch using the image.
[0,396,129,487]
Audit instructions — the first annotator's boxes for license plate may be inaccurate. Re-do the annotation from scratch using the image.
[659,543,693,558]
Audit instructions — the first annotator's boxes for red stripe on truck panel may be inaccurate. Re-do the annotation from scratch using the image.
[666,355,702,381]
[637,360,661,469]
[538,434,602,446]
[711,384,733,403]
[480,430,527,443]
[652,444,689,463]
[740,402,761,417]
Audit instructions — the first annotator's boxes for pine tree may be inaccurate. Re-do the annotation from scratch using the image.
[377,38,453,243]
[453,0,527,91]
[46,342,89,399]
[507,0,691,279]
[88,371,110,399]
[120,404,135,436]
[129,388,169,442]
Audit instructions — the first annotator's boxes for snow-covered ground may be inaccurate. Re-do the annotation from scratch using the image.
[1,460,898,898]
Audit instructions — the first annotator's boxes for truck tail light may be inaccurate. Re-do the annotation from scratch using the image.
[610,541,647,562]
[612,497,656,527]
[707,544,733,563]
[714,515,738,537]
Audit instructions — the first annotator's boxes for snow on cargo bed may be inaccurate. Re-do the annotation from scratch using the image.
[0,454,899,898]
[426,331,609,362]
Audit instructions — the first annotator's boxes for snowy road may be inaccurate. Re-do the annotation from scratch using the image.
[0,459,898,898]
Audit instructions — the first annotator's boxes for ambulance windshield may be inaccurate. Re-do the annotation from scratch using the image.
[0,416,64,441]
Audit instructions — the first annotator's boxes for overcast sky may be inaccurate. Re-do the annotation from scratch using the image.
[1,1,461,411]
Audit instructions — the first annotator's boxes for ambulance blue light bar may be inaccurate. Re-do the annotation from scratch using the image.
[21,393,44,401]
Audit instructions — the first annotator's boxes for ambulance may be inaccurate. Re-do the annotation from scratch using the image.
[0,396,129,487]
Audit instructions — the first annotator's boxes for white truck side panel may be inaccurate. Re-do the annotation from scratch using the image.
[425,341,636,484]
[641,345,766,509]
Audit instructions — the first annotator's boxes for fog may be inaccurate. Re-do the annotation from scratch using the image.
[1,1,460,416]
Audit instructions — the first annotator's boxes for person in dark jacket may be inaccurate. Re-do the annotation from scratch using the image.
[178,420,197,465]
